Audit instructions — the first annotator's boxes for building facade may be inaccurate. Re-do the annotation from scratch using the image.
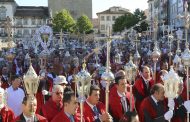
[48,0,92,20]
[0,0,50,43]
[96,6,130,36]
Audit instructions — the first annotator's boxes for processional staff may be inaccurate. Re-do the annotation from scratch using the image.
[178,1,190,121]
[101,26,114,113]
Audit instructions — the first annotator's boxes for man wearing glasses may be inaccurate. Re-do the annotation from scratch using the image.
[40,85,63,121]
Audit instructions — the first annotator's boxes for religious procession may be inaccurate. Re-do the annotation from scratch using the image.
[1,0,190,122]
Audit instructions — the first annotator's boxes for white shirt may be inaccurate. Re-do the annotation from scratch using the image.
[6,86,25,116]
[117,91,128,112]
[23,114,34,122]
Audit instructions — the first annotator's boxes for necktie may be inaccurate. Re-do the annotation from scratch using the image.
[93,106,99,117]
[69,115,75,122]
[121,97,127,113]
[93,106,101,122]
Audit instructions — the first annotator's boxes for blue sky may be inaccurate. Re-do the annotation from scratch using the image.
[15,0,148,18]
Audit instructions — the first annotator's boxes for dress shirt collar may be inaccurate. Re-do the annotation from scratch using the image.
[151,95,158,105]
[23,113,34,122]
[117,90,125,98]
[86,100,95,111]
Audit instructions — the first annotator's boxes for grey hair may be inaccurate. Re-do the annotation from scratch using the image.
[52,85,64,93]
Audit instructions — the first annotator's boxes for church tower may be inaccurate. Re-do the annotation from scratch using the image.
[48,0,92,20]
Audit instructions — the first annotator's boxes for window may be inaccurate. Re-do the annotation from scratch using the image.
[112,16,116,21]
[31,29,36,35]
[23,29,29,35]
[0,6,7,20]
[100,24,105,30]
[16,18,22,25]
[32,18,36,25]
[107,16,110,21]
[38,19,42,25]
[101,16,105,21]
[23,19,28,25]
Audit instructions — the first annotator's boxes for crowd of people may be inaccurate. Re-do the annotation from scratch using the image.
[0,34,189,122]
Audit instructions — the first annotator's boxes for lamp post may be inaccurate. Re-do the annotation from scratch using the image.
[101,26,114,112]
[124,56,137,111]
[178,2,190,121]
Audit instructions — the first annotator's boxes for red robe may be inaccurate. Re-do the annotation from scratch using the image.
[109,84,134,121]
[41,98,63,122]
[83,101,106,122]
[0,106,15,122]
[1,76,10,90]
[15,113,47,122]
[51,110,80,122]
[139,96,167,122]
[133,77,154,114]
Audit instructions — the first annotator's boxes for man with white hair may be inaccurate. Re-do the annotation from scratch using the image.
[41,85,64,121]
[0,87,15,122]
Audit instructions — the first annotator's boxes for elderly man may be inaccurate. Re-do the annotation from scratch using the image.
[0,87,15,122]
[133,66,154,114]
[51,89,80,122]
[84,85,112,122]
[139,83,173,122]
[15,96,47,122]
[41,85,63,121]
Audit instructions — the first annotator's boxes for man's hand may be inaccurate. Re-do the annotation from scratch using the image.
[100,112,113,122]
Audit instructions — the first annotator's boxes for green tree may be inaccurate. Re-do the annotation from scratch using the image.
[52,9,76,32]
[113,13,137,32]
[76,15,93,34]
[113,9,148,33]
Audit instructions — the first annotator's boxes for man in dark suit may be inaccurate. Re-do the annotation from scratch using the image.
[15,96,47,122]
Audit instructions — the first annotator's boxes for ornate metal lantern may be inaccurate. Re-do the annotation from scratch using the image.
[76,62,91,98]
[39,50,50,70]
[75,62,91,122]
[151,42,161,62]
[173,54,181,71]
[151,41,161,82]
[124,56,137,111]
[23,64,40,95]
[181,43,190,67]
[124,56,137,85]
[162,66,182,98]
[114,52,122,64]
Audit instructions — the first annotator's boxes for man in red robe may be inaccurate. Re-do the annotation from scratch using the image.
[133,66,154,114]
[83,85,112,122]
[40,85,63,121]
[0,88,15,122]
[109,70,135,121]
[51,89,80,122]
[1,66,10,89]
[15,96,47,122]
[139,83,173,122]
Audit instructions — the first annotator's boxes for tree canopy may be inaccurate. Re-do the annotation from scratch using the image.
[76,15,93,34]
[113,9,148,33]
[52,9,76,33]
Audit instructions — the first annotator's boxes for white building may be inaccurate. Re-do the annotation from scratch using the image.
[96,6,130,36]
[0,0,50,43]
